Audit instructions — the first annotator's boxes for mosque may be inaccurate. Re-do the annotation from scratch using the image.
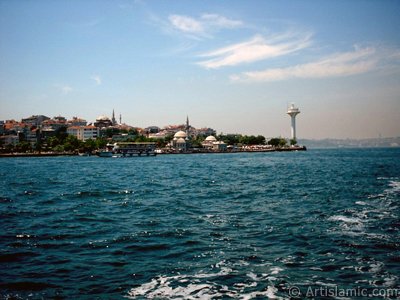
[170,116,191,151]
[94,109,118,128]
[169,116,227,152]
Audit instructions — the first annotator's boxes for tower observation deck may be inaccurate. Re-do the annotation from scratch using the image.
[287,103,300,140]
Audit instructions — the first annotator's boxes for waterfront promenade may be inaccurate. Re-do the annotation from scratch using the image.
[0,146,306,157]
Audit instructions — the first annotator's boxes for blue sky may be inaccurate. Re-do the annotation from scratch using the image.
[1,0,399,139]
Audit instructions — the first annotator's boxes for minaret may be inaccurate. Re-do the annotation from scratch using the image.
[119,114,122,125]
[287,103,300,140]
[112,109,116,125]
[185,115,190,136]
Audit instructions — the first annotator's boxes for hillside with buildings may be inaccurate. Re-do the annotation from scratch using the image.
[0,110,305,155]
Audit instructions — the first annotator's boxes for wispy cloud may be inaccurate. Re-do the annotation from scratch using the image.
[55,84,73,94]
[168,13,243,39]
[169,15,204,34]
[197,32,312,69]
[200,14,243,29]
[231,47,377,82]
[91,75,102,85]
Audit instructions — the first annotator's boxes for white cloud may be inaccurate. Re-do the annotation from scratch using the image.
[200,14,243,29]
[198,32,312,69]
[231,47,377,82]
[168,13,243,39]
[169,15,204,33]
[91,75,102,85]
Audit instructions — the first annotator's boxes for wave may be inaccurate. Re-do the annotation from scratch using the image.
[126,261,286,299]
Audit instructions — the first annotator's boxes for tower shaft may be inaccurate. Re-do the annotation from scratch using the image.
[290,115,296,140]
[287,104,300,141]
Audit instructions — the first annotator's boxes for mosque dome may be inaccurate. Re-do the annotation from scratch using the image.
[176,138,186,144]
[174,130,187,138]
[205,135,217,142]
[96,115,110,121]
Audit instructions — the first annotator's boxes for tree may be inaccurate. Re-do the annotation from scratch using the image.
[48,136,60,149]
[15,141,32,153]
[290,138,297,146]
[55,126,68,144]
[53,145,64,152]
[218,134,241,145]
[103,127,120,138]
[95,138,107,149]
[83,139,96,152]
[256,135,266,145]
[135,135,147,142]
[279,138,287,147]
[63,135,82,152]
[268,137,287,147]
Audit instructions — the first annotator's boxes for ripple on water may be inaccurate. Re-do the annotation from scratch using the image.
[0,150,399,298]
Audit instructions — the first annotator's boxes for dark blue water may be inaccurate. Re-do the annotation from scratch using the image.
[1,148,399,299]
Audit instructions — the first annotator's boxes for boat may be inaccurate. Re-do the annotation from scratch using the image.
[113,142,157,157]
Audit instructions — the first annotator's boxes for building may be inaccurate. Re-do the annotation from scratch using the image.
[21,115,50,126]
[67,125,99,141]
[0,135,19,146]
[145,126,160,134]
[202,135,227,151]
[194,127,217,138]
[41,116,67,130]
[94,115,113,128]
[202,135,217,149]
[170,130,189,151]
[68,117,87,127]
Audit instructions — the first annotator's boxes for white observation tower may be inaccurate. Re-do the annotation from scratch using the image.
[287,103,300,140]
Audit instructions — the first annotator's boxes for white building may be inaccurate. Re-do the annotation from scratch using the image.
[170,130,189,151]
[67,126,99,141]
[202,135,227,151]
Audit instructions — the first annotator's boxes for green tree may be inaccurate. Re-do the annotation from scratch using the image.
[103,127,120,138]
[63,135,82,152]
[53,145,65,152]
[255,135,266,145]
[279,138,287,147]
[135,135,147,142]
[191,136,205,148]
[48,136,61,149]
[128,128,138,135]
[5,144,14,153]
[268,138,287,147]
[55,126,68,144]
[15,141,32,153]
[290,138,297,146]
[218,134,241,145]
[95,138,107,149]
[83,139,97,152]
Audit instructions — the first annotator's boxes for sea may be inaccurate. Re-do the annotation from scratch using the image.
[0,148,399,299]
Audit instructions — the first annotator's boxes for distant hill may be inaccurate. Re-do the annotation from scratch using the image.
[298,137,400,148]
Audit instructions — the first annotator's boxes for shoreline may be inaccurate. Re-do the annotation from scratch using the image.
[0,146,306,158]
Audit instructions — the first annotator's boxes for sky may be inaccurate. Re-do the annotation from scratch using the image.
[0,0,399,139]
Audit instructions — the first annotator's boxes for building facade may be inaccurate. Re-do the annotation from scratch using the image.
[67,126,99,141]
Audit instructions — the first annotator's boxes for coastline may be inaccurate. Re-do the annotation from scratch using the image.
[0,146,306,158]
[0,152,77,158]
